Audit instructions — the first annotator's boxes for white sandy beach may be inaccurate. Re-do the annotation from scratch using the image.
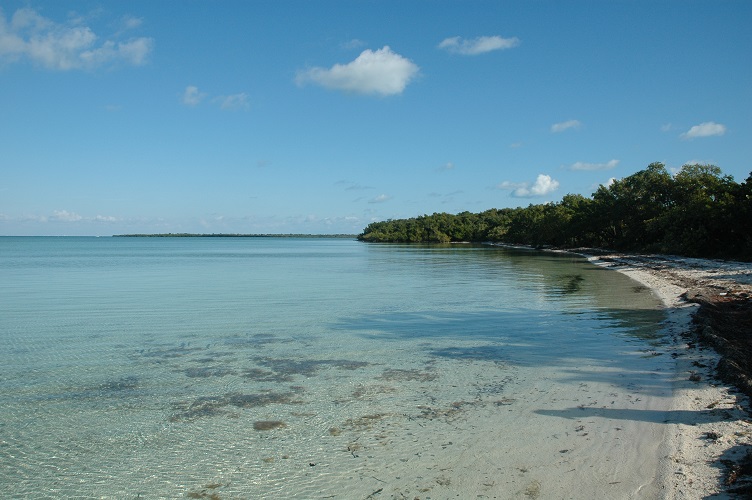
[584,252,752,499]
[320,251,752,499]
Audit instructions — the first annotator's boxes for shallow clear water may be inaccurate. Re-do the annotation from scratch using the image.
[0,237,671,498]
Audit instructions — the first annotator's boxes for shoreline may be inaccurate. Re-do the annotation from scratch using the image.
[575,250,752,498]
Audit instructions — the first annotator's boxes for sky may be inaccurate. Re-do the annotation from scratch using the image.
[1,1,750,236]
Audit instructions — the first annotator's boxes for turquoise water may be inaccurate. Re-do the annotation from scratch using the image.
[0,237,671,498]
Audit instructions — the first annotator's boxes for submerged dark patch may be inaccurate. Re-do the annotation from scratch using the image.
[241,368,294,383]
[98,376,140,392]
[169,389,304,422]
[138,344,203,360]
[253,357,370,379]
[184,366,236,378]
[556,274,585,294]
[253,420,287,431]
[379,368,437,382]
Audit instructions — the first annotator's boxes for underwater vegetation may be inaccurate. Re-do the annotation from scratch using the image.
[379,368,437,382]
[183,366,236,378]
[253,357,370,378]
[241,368,294,383]
[137,344,203,360]
[557,274,585,294]
[169,388,304,422]
[253,420,287,431]
[97,376,140,392]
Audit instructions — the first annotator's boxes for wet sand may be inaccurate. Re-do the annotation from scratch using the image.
[581,251,752,498]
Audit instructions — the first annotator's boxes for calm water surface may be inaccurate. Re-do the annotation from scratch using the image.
[0,237,669,498]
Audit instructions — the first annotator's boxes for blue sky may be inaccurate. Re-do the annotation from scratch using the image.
[1,1,750,236]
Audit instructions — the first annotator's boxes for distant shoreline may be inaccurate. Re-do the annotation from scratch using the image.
[112,233,357,238]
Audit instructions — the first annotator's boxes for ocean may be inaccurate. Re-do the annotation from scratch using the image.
[0,237,674,498]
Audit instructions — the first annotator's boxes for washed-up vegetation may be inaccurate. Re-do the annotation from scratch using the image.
[358,163,752,261]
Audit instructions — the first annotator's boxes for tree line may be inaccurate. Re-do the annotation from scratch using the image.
[357,163,752,261]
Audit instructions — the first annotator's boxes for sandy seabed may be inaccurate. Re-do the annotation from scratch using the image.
[582,252,752,499]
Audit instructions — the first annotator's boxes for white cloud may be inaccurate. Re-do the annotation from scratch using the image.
[569,159,619,171]
[341,38,366,50]
[498,174,559,198]
[296,46,419,96]
[121,15,143,31]
[437,162,455,171]
[215,92,249,110]
[182,86,206,106]
[183,87,248,110]
[94,215,117,222]
[0,7,153,70]
[369,194,392,203]
[551,120,581,133]
[680,121,727,139]
[50,210,83,222]
[438,35,520,55]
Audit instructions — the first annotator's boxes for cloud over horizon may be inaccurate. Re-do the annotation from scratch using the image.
[0,7,153,70]
[498,174,560,198]
[438,35,520,55]
[296,46,419,96]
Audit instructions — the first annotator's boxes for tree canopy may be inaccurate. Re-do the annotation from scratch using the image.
[358,163,752,262]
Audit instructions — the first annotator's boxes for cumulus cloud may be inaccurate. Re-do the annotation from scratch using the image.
[680,121,727,139]
[369,194,392,203]
[569,159,619,171]
[296,46,419,96]
[551,120,581,133]
[438,35,520,55]
[182,86,206,106]
[0,7,153,70]
[498,174,559,198]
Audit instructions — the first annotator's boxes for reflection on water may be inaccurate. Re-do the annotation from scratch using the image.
[0,238,671,498]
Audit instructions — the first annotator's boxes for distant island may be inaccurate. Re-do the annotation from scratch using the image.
[113,233,356,238]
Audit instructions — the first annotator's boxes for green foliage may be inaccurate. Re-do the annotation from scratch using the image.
[357,163,751,261]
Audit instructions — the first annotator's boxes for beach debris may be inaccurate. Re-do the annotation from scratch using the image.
[364,488,383,499]
[523,479,541,499]
[436,475,451,486]
[186,482,222,499]
[722,448,752,494]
